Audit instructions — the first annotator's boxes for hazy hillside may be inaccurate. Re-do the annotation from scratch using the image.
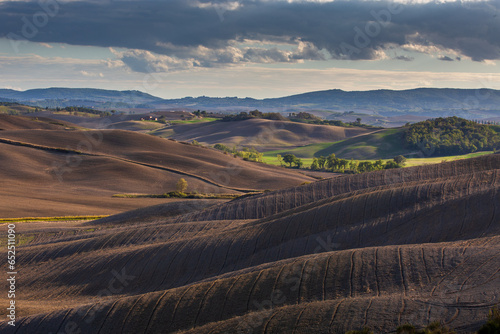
[151,88,500,119]
[1,153,498,333]
[2,88,500,122]
[0,88,162,109]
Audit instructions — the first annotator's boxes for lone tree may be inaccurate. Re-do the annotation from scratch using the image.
[176,178,188,193]
[283,154,297,167]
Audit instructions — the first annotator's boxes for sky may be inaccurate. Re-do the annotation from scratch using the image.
[0,0,499,99]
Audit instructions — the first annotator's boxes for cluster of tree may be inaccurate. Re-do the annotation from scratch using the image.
[278,153,406,173]
[289,112,371,128]
[60,106,112,117]
[192,110,208,116]
[404,116,500,156]
[278,153,305,168]
[288,112,322,122]
[193,110,225,119]
[156,115,168,124]
[221,110,287,121]
[213,143,263,162]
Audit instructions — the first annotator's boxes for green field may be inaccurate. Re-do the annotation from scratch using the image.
[263,142,335,160]
[263,150,494,168]
[262,155,315,167]
[262,128,411,160]
[169,117,218,125]
[404,151,494,167]
[316,128,412,159]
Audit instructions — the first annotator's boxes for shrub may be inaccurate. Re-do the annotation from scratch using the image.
[394,155,407,166]
[397,324,418,334]
[478,306,500,334]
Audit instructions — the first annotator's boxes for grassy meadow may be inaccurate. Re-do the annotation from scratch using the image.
[263,150,494,168]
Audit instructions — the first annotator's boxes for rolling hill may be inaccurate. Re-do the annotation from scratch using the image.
[313,128,412,159]
[260,127,406,161]
[1,153,499,333]
[0,114,79,131]
[0,103,38,115]
[0,115,312,217]
[154,118,375,150]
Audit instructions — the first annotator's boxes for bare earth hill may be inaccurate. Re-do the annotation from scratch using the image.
[1,154,499,333]
[156,118,374,149]
[0,114,78,131]
[0,118,312,217]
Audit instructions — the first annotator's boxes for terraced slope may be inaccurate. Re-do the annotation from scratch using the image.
[0,124,312,217]
[1,154,498,333]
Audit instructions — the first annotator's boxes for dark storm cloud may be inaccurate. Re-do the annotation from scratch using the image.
[0,0,498,68]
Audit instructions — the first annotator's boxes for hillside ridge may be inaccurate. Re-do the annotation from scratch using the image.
[1,154,498,333]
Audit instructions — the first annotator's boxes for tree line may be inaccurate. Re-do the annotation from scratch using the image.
[278,153,406,173]
[221,110,287,121]
[58,106,113,117]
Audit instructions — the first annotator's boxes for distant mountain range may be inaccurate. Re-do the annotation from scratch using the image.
[1,87,499,120]
[0,88,162,109]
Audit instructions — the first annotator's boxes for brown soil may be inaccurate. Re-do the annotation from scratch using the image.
[1,154,499,333]
[0,119,312,218]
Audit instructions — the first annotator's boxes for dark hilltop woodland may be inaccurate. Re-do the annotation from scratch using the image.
[1,153,499,333]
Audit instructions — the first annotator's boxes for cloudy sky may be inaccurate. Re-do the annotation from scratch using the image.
[0,0,499,98]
